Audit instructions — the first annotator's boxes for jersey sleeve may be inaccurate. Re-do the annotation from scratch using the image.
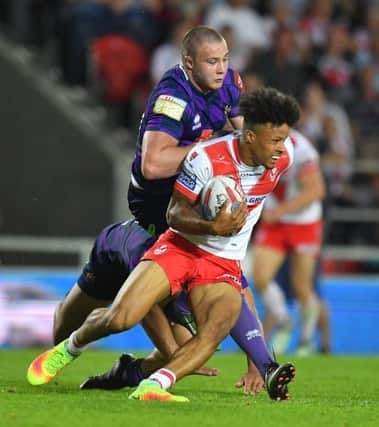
[297,141,321,176]
[174,146,211,202]
[145,90,190,141]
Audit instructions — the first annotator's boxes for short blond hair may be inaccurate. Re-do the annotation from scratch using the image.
[181,26,225,60]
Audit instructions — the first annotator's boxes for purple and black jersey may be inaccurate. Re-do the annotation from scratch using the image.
[128,65,243,235]
[77,220,156,300]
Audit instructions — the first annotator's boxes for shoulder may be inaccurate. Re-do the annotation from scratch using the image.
[223,68,244,92]
[150,66,193,120]
[290,129,319,161]
[154,65,192,100]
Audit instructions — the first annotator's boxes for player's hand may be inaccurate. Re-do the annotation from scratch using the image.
[212,201,248,236]
[235,370,265,396]
[193,365,220,376]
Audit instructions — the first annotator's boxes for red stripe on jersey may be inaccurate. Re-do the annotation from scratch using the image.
[298,161,320,177]
[272,182,285,201]
[203,139,240,182]
[174,181,198,202]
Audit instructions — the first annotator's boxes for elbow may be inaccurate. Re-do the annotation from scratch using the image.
[141,162,162,180]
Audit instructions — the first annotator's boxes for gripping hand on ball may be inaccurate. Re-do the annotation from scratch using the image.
[211,200,248,236]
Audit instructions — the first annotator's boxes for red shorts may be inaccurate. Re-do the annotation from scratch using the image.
[254,220,322,255]
[141,229,242,295]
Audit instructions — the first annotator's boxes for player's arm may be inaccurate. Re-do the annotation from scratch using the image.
[235,359,264,396]
[141,131,195,179]
[263,166,326,223]
[167,190,247,236]
[229,115,244,130]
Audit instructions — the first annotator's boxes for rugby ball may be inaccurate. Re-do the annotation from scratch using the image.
[201,176,244,220]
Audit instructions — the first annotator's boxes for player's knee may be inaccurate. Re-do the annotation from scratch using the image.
[251,274,268,291]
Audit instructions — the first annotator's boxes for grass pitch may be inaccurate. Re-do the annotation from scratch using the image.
[1,349,378,427]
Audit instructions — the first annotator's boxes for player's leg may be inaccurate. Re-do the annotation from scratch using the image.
[229,291,295,400]
[290,252,320,354]
[318,300,331,353]
[252,245,287,322]
[130,281,242,402]
[313,258,331,353]
[53,284,111,344]
[27,260,172,385]
[80,292,218,390]
[165,282,242,379]
[264,261,294,354]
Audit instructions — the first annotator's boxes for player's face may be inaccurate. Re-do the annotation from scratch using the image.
[244,124,290,169]
[185,40,229,93]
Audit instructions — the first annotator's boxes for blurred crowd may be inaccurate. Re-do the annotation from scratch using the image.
[1,0,379,247]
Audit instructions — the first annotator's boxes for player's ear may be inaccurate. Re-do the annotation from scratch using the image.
[245,129,255,143]
[184,55,193,70]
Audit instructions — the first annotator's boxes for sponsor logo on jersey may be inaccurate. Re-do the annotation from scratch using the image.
[153,94,187,121]
[240,171,262,177]
[177,170,197,190]
[192,113,202,130]
[245,195,266,204]
[153,244,168,255]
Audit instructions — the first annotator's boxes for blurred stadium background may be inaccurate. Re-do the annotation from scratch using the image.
[0,0,378,354]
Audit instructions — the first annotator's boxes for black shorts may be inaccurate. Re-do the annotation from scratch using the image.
[77,261,127,301]
[76,220,155,300]
[127,183,171,236]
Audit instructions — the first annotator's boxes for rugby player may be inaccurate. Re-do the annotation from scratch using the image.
[27,88,300,402]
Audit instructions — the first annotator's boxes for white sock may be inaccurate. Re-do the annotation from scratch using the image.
[65,331,88,356]
[261,281,291,326]
[299,294,320,344]
[148,368,176,390]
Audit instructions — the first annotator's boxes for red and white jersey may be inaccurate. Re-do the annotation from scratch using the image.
[174,132,294,260]
[264,128,322,224]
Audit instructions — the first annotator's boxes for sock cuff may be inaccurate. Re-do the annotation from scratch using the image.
[66,331,88,356]
[149,368,176,390]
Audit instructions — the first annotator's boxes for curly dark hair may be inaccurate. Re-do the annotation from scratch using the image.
[240,87,300,128]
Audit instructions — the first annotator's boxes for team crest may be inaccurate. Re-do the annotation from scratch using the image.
[189,151,199,161]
